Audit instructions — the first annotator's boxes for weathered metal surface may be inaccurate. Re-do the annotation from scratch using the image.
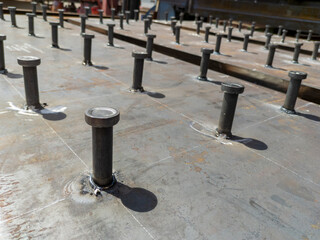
[0,14,319,240]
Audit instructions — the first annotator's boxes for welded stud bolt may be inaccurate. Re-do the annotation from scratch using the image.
[58,9,64,28]
[80,15,86,35]
[209,15,213,25]
[170,16,175,22]
[264,25,270,36]
[31,2,37,15]
[194,13,199,23]
[50,22,60,48]
[215,82,245,138]
[107,23,115,46]
[26,13,36,36]
[146,34,156,60]
[250,23,255,37]
[227,27,233,42]
[8,7,17,27]
[111,8,115,21]
[265,44,278,68]
[179,12,184,24]
[311,41,320,60]
[204,26,211,43]
[196,20,202,35]
[98,9,104,24]
[42,4,48,21]
[0,2,4,20]
[295,29,301,42]
[214,33,224,55]
[82,34,95,66]
[277,25,283,36]
[134,9,139,21]
[307,30,313,41]
[171,20,177,35]
[200,17,204,28]
[85,6,90,17]
[281,29,287,43]
[281,71,307,114]
[0,35,7,74]
[119,14,124,29]
[223,20,227,32]
[228,18,233,27]
[144,19,149,34]
[175,25,181,44]
[17,56,42,109]
[85,107,120,188]
[125,11,130,24]
[238,21,242,32]
[197,48,213,81]
[292,42,303,64]
[215,17,219,28]
[131,51,148,92]
[147,15,152,29]
[165,11,168,22]
[264,33,273,49]
[241,33,250,52]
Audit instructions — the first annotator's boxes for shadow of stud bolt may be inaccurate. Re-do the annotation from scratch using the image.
[277,25,283,36]
[82,34,94,66]
[41,4,48,21]
[292,42,303,64]
[98,9,104,24]
[119,14,124,29]
[281,29,287,43]
[31,1,37,15]
[265,44,278,68]
[242,33,250,52]
[8,6,17,27]
[131,51,148,92]
[311,41,320,60]
[0,35,7,74]
[85,107,120,189]
[197,48,213,81]
[175,26,181,44]
[281,71,307,114]
[17,56,42,109]
[227,27,233,42]
[146,34,156,60]
[216,83,245,138]
[50,22,59,48]
[111,8,115,21]
[26,13,36,36]
[205,26,211,43]
[58,9,64,28]
[134,9,139,21]
[0,2,4,20]
[107,23,115,46]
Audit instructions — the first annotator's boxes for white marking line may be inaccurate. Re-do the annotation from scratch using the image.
[24,43,45,54]
[0,198,66,224]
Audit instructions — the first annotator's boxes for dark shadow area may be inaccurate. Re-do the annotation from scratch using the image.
[41,112,67,121]
[152,59,168,64]
[6,72,23,79]
[14,26,24,29]
[107,182,157,212]
[298,63,311,67]
[266,66,287,71]
[59,47,72,51]
[34,35,45,39]
[61,27,73,30]
[296,112,320,122]
[93,65,109,70]
[111,45,125,49]
[220,53,232,57]
[145,91,166,99]
[207,79,222,85]
[243,51,258,55]
[231,135,268,150]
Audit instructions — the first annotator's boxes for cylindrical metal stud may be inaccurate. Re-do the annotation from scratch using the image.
[31,2,37,15]
[311,41,320,60]
[26,13,36,36]
[107,23,115,46]
[131,51,148,92]
[238,21,242,32]
[175,25,181,44]
[125,11,130,24]
[171,20,177,35]
[200,17,204,28]
[250,23,255,37]
[17,56,42,109]
[281,71,307,114]
[58,9,64,28]
[197,48,213,81]
[82,34,95,66]
[281,29,287,43]
[80,15,86,35]
[215,82,245,138]
[144,19,149,34]
[214,33,223,55]
[111,8,115,21]
[264,33,273,49]
[264,24,270,36]
[165,12,168,22]
[223,20,227,32]
[241,33,250,52]
[292,42,303,64]
[0,2,4,20]
[134,9,139,21]
[85,6,90,18]
[209,15,213,25]
[307,30,313,41]
[196,20,202,35]
[194,13,199,23]
[228,18,233,27]
[0,35,7,74]
[146,34,156,60]
[50,22,59,48]
[98,9,104,24]
[85,107,120,188]
[204,26,211,43]
[277,25,283,36]
[41,4,48,21]
[179,12,184,24]
[227,27,233,42]
[215,17,219,28]
[265,44,278,68]
[119,14,124,29]
[295,29,301,42]
[8,7,17,27]
[147,15,152,29]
